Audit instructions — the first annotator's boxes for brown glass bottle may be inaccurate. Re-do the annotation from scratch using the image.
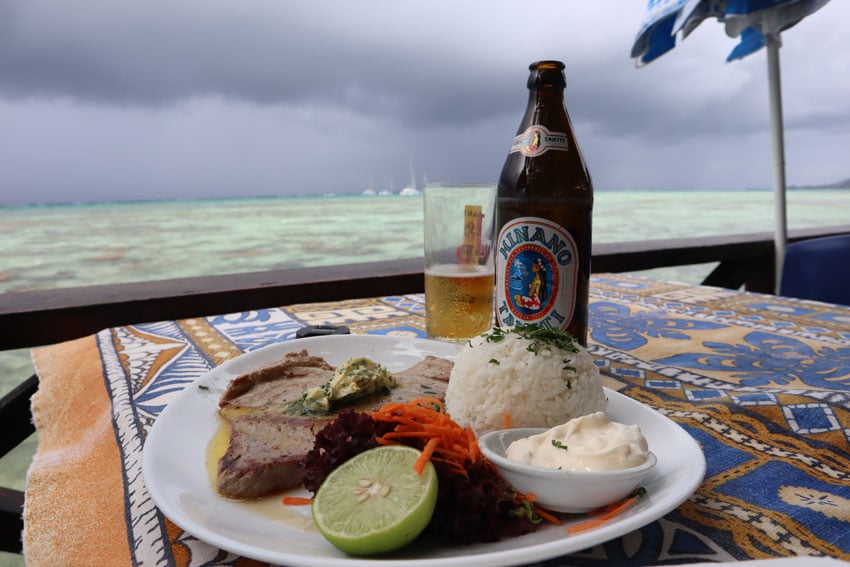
[494,60,593,344]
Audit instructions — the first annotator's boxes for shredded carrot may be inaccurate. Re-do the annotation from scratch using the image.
[566,495,639,535]
[368,397,481,477]
[587,491,641,517]
[503,412,512,428]
[281,496,313,506]
[534,505,563,526]
[415,437,441,475]
[512,491,564,526]
[368,397,562,528]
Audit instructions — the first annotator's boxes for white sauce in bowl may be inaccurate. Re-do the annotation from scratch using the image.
[505,411,649,472]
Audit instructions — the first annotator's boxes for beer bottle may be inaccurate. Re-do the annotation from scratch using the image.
[494,60,593,344]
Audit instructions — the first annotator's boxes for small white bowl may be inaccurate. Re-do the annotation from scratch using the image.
[478,427,657,514]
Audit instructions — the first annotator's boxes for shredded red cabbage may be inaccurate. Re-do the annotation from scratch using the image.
[300,410,540,544]
[425,459,539,544]
[300,410,394,493]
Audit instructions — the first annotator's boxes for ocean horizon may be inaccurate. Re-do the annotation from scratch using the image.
[5,184,848,210]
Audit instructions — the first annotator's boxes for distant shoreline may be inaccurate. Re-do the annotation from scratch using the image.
[3,185,849,210]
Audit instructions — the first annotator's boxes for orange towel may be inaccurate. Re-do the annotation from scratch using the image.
[26,335,132,567]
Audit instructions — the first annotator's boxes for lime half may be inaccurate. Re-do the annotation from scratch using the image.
[311,444,438,556]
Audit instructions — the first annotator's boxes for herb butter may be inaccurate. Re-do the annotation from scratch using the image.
[301,357,397,414]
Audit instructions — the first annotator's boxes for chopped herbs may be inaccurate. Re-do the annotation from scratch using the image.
[551,439,568,451]
[197,384,209,391]
[481,324,578,355]
[562,359,577,377]
[489,358,500,365]
[481,325,580,376]
[482,326,509,343]
[294,357,397,415]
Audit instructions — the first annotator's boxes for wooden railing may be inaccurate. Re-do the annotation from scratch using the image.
[1,224,848,554]
[9,225,850,350]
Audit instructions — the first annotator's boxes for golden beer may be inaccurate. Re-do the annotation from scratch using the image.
[425,264,494,340]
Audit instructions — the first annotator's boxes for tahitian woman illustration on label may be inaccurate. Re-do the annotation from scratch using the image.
[496,217,578,329]
[507,247,558,319]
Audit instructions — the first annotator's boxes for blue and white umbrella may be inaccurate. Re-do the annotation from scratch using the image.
[631,0,831,292]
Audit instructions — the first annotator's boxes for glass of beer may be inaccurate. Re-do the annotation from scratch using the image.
[423,182,496,341]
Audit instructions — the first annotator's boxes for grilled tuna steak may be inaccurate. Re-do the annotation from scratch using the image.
[216,348,452,499]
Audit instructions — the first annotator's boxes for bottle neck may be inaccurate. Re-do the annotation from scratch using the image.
[521,85,567,129]
[521,60,568,128]
[527,61,566,89]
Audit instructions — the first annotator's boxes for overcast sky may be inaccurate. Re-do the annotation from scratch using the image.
[1,1,848,206]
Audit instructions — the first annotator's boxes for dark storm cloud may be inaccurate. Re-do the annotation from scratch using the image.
[0,1,786,135]
[0,2,317,104]
[0,1,848,205]
[0,1,520,128]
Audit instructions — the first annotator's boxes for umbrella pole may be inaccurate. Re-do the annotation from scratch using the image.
[766,32,788,295]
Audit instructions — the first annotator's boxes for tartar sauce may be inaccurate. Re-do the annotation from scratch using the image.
[505,411,649,472]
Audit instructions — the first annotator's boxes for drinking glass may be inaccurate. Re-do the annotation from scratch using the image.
[423,182,496,341]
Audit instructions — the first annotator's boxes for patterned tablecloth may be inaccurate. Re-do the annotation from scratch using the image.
[25,273,850,566]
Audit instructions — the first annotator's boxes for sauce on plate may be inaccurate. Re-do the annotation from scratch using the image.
[505,411,649,471]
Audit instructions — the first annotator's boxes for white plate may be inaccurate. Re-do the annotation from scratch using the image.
[142,334,706,567]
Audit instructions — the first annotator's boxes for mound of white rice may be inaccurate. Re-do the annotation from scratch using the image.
[444,327,607,434]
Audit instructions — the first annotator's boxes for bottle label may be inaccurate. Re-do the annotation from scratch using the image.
[495,216,578,330]
[510,125,569,157]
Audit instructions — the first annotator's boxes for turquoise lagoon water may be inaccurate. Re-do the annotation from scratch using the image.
[5,189,849,296]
